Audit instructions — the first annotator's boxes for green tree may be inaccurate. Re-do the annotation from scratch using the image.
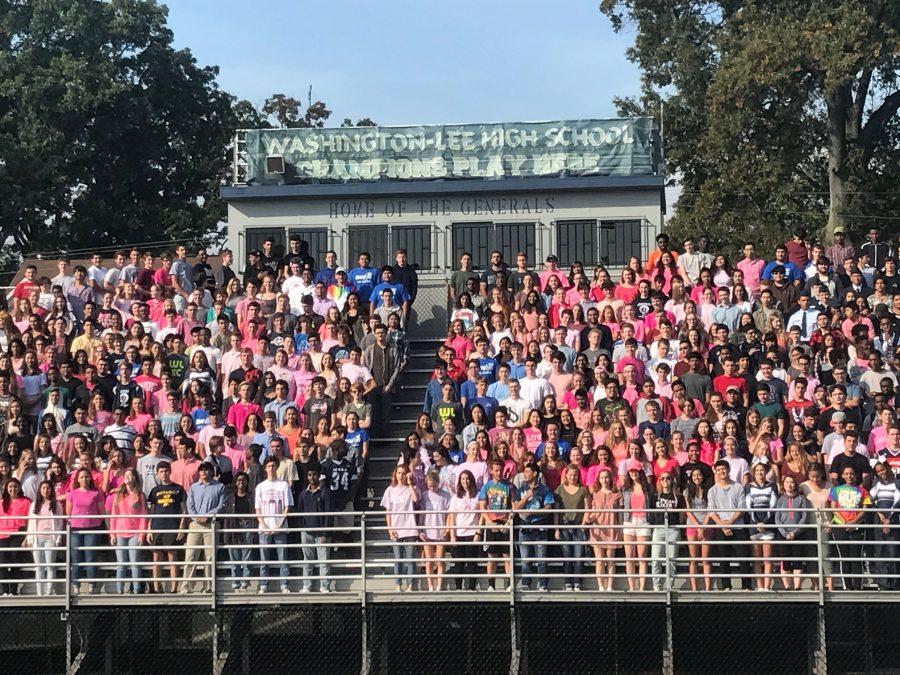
[261,92,332,128]
[601,0,900,252]
[0,0,238,255]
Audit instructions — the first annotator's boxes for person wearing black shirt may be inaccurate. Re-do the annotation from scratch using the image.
[649,475,685,591]
[192,248,215,292]
[225,471,255,591]
[243,250,268,287]
[682,442,714,489]
[579,307,613,355]
[632,280,654,318]
[296,469,334,592]
[828,431,872,487]
[147,461,187,593]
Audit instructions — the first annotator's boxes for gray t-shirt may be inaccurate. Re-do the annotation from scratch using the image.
[137,454,168,498]
[680,372,712,404]
[707,481,747,521]
[170,259,194,293]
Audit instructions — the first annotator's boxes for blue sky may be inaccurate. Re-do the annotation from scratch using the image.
[165,0,642,126]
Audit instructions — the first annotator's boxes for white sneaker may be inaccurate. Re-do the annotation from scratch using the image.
[281,587,291,594]
[320,587,331,594]
[258,587,267,594]
[299,587,310,594]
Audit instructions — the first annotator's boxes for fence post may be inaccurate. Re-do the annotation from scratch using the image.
[508,512,515,596]
[813,513,828,675]
[509,605,520,675]
[663,604,675,675]
[360,512,367,605]
[210,517,217,610]
[65,519,72,611]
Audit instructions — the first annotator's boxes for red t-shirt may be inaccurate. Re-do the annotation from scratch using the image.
[712,375,748,399]
[12,280,38,300]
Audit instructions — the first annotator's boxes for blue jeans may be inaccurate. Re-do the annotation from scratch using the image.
[71,529,100,584]
[259,531,289,590]
[229,529,256,587]
[301,532,331,591]
[558,527,586,586]
[392,537,417,588]
[115,535,141,593]
[518,526,548,589]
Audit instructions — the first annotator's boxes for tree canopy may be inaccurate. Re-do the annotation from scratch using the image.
[0,0,373,260]
[601,0,900,253]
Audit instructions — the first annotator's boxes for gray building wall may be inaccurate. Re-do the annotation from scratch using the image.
[224,185,663,337]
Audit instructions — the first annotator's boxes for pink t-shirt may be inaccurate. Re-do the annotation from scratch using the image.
[68,489,105,528]
[106,492,148,537]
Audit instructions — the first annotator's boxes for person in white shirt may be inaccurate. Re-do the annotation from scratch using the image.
[499,379,531,427]
[255,457,293,593]
[518,359,553,411]
[340,346,376,394]
[86,253,108,302]
[786,294,819,341]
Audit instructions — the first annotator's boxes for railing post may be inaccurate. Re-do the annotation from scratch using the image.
[360,512,367,606]
[815,510,827,604]
[508,511,515,598]
[210,517,217,610]
[664,510,674,596]
[65,519,72,611]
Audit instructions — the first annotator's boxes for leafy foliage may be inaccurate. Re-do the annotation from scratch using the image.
[0,0,237,255]
[600,0,900,255]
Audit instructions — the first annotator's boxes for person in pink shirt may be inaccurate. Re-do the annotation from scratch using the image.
[736,242,766,299]
[106,468,148,594]
[0,478,31,595]
[547,353,573,401]
[221,427,247,474]
[538,254,569,292]
[616,340,646,386]
[66,467,106,592]
[226,381,263,433]
[170,439,201,493]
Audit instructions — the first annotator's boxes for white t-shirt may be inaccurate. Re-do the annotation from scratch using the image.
[380,485,418,539]
[254,478,293,530]
[448,494,479,537]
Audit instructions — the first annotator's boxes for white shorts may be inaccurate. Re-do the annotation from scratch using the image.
[623,517,651,538]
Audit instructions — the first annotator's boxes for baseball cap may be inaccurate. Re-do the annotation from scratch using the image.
[834,227,845,234]
[336,267,347,275]
[626,459,642,472]
[772,265,786,275]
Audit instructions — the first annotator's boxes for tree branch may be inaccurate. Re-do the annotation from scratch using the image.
[859,89,900,153]
[848,67,872,141]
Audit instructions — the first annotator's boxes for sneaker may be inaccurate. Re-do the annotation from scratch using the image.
[231,584,240,592]
[299,587,310,594]
[564,583,574,592]
[537,585,548,592]
[486,584,495,592]
[573,584,582,592]
[240,582,250,591]
[281,587,290,594]
[258,587,268,594]
[71,585,80,595]
[320,587,331,594]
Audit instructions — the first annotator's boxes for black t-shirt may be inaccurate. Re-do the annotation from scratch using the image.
[632,295,653,318]
[816,406,863,435]
[829,452,871,485]
[303,396,335,430]
[148,483,186,529]
[165,353,189,387]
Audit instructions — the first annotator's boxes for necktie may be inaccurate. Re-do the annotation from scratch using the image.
[800,310,807,337]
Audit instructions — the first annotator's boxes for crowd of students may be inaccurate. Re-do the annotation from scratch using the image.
[383,226,900,592]
[0,224,898,596]
[0,235,414,595]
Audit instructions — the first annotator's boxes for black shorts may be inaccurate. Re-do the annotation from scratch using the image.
[154,531,179,549]
[483,523,510,556]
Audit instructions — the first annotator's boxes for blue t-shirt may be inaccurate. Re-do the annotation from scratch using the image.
[535,439,572,461]
[518,482,555,523]
[315,266,337,287]
[347,267,378,299]
[191,408,211,431]
[369,282,410,307]
[475,357,498,383]
[478,479,516,521]
[344,428,369,467]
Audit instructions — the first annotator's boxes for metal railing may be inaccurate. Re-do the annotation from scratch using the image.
[0,507,897,605]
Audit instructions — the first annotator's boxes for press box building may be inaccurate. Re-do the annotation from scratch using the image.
[222,118,665,337]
